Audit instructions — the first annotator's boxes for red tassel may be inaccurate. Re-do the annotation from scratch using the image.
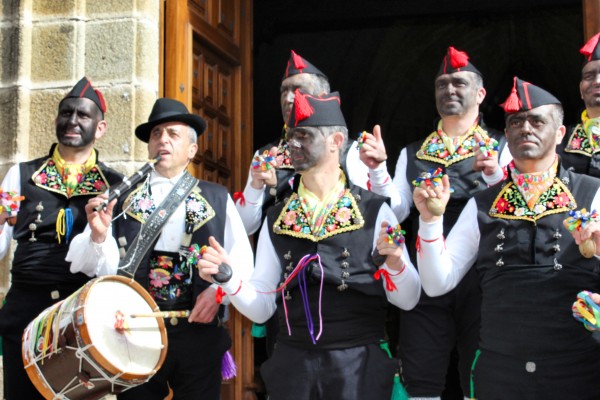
[293,89,314,124]
[501,77,521,112]
[448,46,469,68]
[374,269,398,292]
[233,191,245,206]
[215,286,225,304]
[580,33,600,61]
[291,50,306,70]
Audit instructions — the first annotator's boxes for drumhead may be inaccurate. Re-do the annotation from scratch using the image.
[84,278,164,375]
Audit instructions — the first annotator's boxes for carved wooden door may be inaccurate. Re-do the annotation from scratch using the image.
[162,1,255,399]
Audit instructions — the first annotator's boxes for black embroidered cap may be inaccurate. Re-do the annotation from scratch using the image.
[436,46,482,77]
[60,77,106,114]
[282,50,328,81]
[501,76,561,113]
[287,89,346,128]
[135,98,207,143]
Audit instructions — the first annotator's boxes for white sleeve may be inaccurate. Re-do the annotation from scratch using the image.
[0,164,21,260]
[368,149,412,223]
[345,142,370,190]
[219,220,279,323]
[223,195,254,282]
[235,152,265,235]
[482,142,512,186]
[417,198,480,296]
[375,203,421,310]
[66,224,120,277]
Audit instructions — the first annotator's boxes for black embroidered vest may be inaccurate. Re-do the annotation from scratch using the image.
[474,167,600,358]
[112,179,227,314]
[11,145,122,285]
[266,182,390,349]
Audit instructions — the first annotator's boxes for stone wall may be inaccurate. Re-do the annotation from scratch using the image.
[0,0,161,396]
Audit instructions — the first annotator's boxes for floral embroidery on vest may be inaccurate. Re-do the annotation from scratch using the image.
[148,253,193,302]
[416,125,491,167]
[32,159,109,197]
[489,178,577,221]
[564,124,600,157]
[273,189,364,241]
[124,186,215,231]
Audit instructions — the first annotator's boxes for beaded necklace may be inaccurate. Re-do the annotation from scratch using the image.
[510,157,558,210]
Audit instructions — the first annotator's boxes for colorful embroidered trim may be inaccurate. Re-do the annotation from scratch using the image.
[572,290,600,331]
[0,189,24,216]
[356,131,368,149]
[31,159,109,197]
[252,150,276,170]
[415,124,490,166]
[565,110,600,156]
[273,189,365,242]
[489,178,576,222]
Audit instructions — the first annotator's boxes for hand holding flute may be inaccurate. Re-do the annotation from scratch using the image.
[85,156,160,244]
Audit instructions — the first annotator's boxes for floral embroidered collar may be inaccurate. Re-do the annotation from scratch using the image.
[272,183,365,242]
[123,184,215,232]
[489,164,576,222]
[416,123,490,167]
[31,149,109,197]
[564,110,600,156]
[510,159,558,210]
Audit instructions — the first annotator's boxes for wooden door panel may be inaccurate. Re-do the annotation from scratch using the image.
[163,1,255,399]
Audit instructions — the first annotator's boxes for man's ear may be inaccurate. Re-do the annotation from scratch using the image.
[330,131,344,151]
[94,120,107,140]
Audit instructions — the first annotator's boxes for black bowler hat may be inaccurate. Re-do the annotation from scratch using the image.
[501,76,561,113]
[436,46,482,77]
[282,50,328,81]
[287,89,346,128]
[60,77,106,114]
[135,98,207,143]
[580,32,600,63]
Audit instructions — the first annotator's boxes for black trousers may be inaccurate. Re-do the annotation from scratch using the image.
[474,348,600,400]
[118,320,231,400]
[0,283,83,400]
[261,341,398,400]
[398,266,481,397]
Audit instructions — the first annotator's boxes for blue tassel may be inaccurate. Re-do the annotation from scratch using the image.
[65,207,73,242]
[221,350,237,380]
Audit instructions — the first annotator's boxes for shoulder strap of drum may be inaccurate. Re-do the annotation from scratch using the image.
[117,171,198,278]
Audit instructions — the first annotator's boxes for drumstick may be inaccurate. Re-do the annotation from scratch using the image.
[130,310,190,319]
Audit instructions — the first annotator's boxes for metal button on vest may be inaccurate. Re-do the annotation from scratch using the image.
[525,361,536,373]
[50,290,60,300]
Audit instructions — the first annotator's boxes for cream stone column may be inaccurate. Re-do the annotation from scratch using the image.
[0,0,160,392]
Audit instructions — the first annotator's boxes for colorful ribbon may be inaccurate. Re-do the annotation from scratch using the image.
[356,131,368,149]
[251,150,276,171]
[385,224,405,246]
[564,208,599,232]
[478,137,499,157]
[572,290,600,331]
[233,191,245,206]
[0,189,24,216]
[412,167,444,188]
[187,244,208,267]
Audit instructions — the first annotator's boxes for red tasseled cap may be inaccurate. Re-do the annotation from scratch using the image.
[293,89,314,125]
[501,77,521,113]
[291,50,306,70]
[448,46,469,69]
[580,32,600,61]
